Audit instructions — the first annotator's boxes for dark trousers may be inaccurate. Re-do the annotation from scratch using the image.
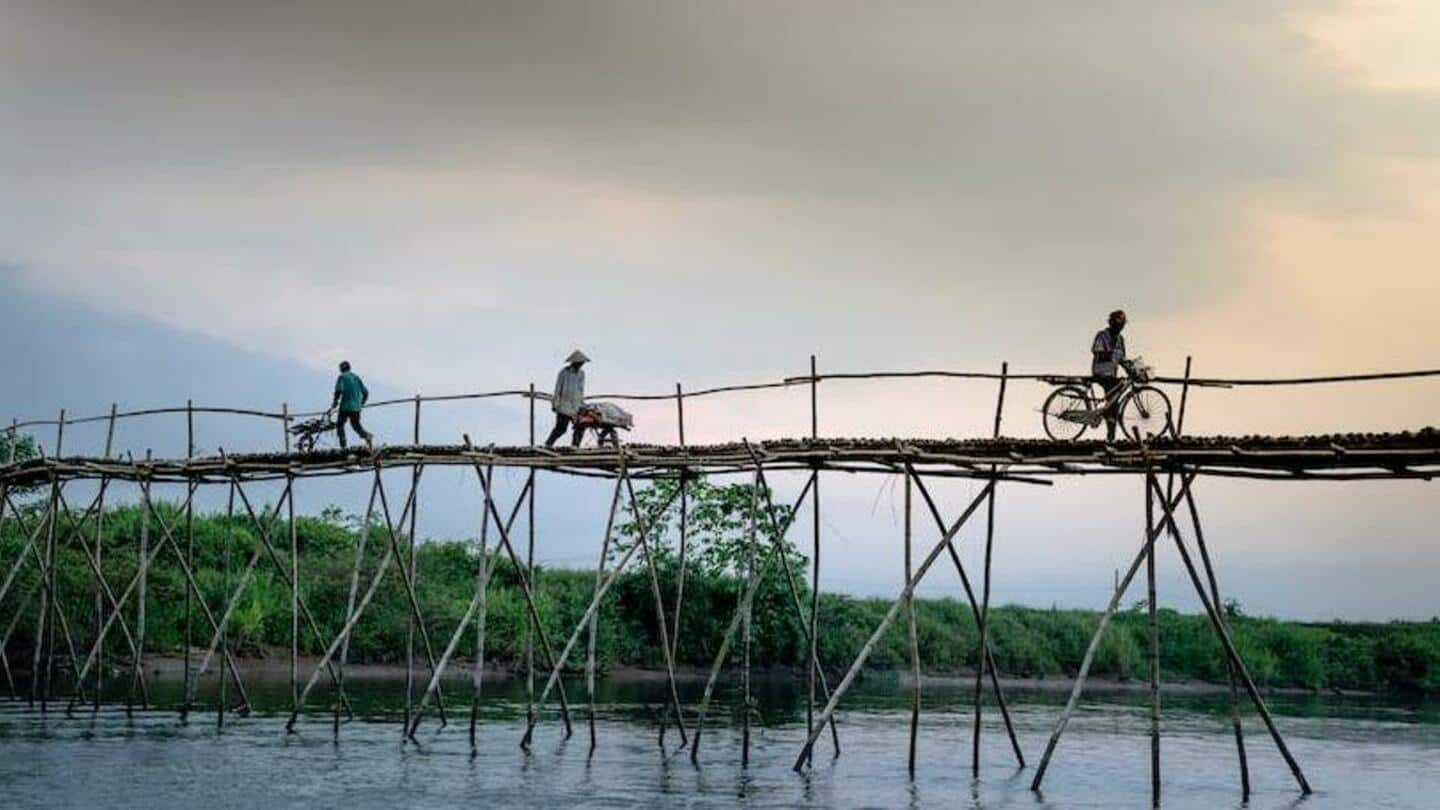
[337,410,370,448]
[1095,375,1123,440]
[544,413,583,447]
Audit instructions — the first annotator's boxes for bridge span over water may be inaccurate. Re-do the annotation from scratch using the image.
[2,360,1437,805]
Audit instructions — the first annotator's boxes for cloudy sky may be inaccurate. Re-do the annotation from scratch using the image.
[3,0,1438,619]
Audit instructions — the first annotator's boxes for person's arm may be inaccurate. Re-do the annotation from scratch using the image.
[332,377,342,410]
[360,377,369,406]
[1092,332,1111,363]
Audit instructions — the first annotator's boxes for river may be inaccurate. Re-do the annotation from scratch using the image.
[1,673,1436,808]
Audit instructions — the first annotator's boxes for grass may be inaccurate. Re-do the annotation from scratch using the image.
[2,501,1437,695]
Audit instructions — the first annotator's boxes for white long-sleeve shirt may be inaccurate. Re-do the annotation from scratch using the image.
[552,366,586,417]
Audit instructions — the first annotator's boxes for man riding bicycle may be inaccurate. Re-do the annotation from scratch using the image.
[1092,309,1136,442]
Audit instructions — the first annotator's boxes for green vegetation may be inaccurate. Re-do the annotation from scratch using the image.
[1,477,1437,695]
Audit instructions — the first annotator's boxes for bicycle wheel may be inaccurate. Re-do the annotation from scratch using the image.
[1120,385,1174,442]
[1042,385,1095,441]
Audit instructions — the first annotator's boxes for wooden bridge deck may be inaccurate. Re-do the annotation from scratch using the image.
[3,428,1437,486]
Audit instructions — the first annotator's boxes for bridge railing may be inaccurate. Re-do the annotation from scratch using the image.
[4,361,1439,464]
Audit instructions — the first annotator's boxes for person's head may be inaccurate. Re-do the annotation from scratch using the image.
[1107,310,1127,333]
[339,361,351,373]
[566,349,590,369]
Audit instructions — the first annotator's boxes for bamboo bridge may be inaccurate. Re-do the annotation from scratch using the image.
[2,358,1438,806]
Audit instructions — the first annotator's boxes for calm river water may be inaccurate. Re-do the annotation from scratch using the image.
[1,673,1436,809]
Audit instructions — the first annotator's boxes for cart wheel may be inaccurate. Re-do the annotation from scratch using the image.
[1042,385,1094,442]
[298,434,315,453]
[1120,385,1174,443]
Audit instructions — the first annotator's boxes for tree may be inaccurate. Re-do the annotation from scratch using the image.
[614,476,806,579]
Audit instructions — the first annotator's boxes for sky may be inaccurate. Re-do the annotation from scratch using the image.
[2,0,1438,620]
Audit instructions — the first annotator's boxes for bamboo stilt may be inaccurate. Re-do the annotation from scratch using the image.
[662,383,687,750]
[219,483,234,730]
[905,473,919,778]
[973,362,1007,776]
[1147,473,1161,807]
[525,384,536,740]
[475,469,574,738]
[411,476,536,739]
[793,480,995,771]
[336,477,378,735]
[182,401,194,721]
[1029,473,1197,792]
[587,474,624,750]
[470,465,495,750]
[1145,475,1311,795]
[806,353,820,767]
[740,467,758,768]
[909,471,1025,766]
[94,402,116,711]
[404,396,421,735]
[690,464,816,764]
[621,472,689,748]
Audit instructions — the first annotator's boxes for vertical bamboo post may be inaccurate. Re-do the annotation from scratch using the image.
[663,382,688,749]
[1029,475,1197,792]
[741,468,759,767]
[404,395,422,734]
[337,479,377,736]
[218,483,234,730]
[1187,487,1251,797]
[1147,472,1161,807]
[1147,476,1311,795]
[806,353,820,764]
[37,410,65,710]
[182,400,194,720]
[905,473,919,777]
[525,383,537,738]
[471,465,494,749]
[131,451,152,714]
[973,362,1007,775]
[587,475,623,752]
[93,403,116,711]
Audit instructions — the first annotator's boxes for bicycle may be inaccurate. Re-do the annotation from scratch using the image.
[1040,358,1175,442]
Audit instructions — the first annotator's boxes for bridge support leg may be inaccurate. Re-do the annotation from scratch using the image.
[973,362,1009,777]
[471,465,496,750]
[1029,473,1197,793]
[905,474,919,777]
[1185,486,1251,799]
[1146,475,1311,795]
[411,472,535,739]
[909,471,1025,767]
[793,480,995,771]
[1147,474,1161,808]
[586,473,623,752]
[474,467,574,740]
[622,471,690,749]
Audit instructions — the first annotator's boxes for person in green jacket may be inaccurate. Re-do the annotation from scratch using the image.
[331,361,373,450]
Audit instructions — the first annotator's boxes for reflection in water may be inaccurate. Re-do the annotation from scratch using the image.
[1,672,1438,809]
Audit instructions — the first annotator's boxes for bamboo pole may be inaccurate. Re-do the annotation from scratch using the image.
[1028,473,1197,792]
[806,353,820,766]
[1145,475,1311,794]
[1186,486,1250,798]
[662,382,687,750]
[36,410,63,710]
[182,401,195,720]
[336,477,378,735]
[522,478,671,742]
[525,384,536,738]
[793,480,995,771]
[473,469,572,737]
[403,396,423,735]
[740,467,758,766]
[93,403,116,712]
[973,362,1008,776]
[471,465,496,749]
[412,475,535,739]
[286,469,423,729]
[909,471,1025,766]
[587,474,624,751]
[905,473,919,777]
[690,459,816,764]
[621,472,690,748]
[750,465,841,753]
[1147,473,1161,807]
[219,483,234,730]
